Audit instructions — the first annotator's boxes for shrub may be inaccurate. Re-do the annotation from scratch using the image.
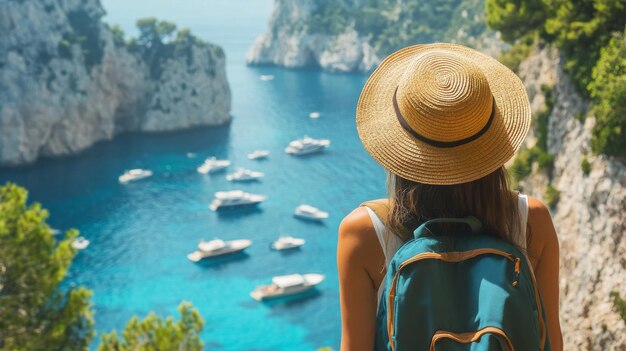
[588,32,626,157]
[610,291,626,323]
[581,156,591,176]
[544,184,560,208]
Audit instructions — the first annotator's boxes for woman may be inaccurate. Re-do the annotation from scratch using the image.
[337,43,563,350]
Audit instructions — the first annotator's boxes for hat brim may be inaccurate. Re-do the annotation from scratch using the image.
[356,43,531,185]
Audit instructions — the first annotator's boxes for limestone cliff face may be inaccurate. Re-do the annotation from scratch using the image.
[247,0,379,72]
[247,0,501,72]
[0,0,231,166]
[518,46,626,350]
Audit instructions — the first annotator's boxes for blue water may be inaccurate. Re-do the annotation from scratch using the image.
[0,1,386,350]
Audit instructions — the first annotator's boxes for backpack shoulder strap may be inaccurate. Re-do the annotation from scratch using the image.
[360,198,390,224]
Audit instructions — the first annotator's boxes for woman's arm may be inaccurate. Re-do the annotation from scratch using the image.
[337,207,385,351]
[527,197,563,351]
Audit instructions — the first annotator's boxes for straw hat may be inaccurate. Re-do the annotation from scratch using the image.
[356,43,531,185]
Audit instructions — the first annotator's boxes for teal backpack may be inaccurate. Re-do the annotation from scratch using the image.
[374,216,550,351]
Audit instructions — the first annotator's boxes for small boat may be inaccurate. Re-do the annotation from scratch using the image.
[187,238,252,262]
[209,190,266,211]
[294,204,329,221]
[226,168,264,182]
[309,112,320,119]
[186,152,197,158]
[72,237,90,250]
[285,136,330,156]
[119,169,153,184]
[259,74,274,81]
[247,150,270,160]
[250,273,325,301]
[197,157,230,174]
[51,228,62,236]
[271,236,305,250]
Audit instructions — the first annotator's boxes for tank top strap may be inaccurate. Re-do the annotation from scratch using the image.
[517,193,529,250]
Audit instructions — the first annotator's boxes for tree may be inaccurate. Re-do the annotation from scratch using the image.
[486,0,548,42]
[97,302,204,351]
[136,18,177,48]
[0,183,206,351]
[0,183,93,351]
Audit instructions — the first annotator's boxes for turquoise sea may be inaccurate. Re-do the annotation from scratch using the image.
[0,1,387,349]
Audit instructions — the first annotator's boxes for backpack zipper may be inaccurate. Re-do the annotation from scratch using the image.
[386,248,518,351]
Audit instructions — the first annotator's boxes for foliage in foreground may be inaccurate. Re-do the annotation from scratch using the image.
[0,183,204,351]
[0,183,93,350]
[98,302,204,351]
[486,0,626,156]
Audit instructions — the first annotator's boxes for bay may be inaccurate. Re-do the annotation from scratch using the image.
[0,1,386,349]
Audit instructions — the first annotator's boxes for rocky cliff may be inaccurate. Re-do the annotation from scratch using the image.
[0,0,231,166]
[247,0,502,72]
[517,46,626,350]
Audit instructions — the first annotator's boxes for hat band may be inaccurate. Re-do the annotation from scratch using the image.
[393,87,495,148]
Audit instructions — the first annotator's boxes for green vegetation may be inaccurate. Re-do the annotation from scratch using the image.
[610,291,626,323]
[486,0,626,156]
[98,302,204,351]
[581,155,591,176]
[301,0,493,57]
[509,84,554,183]
[544,184,560,208]
[588,32,626,156]
[108,24,126,47]
[128,18,214,79]
[0,183,204,350]
[66,9,105,70]
[0,183,94,350]
[498,36,534,73]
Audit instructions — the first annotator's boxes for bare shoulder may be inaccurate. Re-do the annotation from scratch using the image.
[526,196,559,265]
[338,207,377,245]
[338,206,385,286]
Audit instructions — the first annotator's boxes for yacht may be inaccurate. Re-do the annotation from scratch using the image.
[119,169,153,183]
[209,190,266,211]
[271,236,305,250]
[259,74,274,81]
[285,136,330,156]
[197,157,230,174]
[187,238,252,262]
[294,204,329,221]
[71,237,90,250]
[247,150,270,160]
[250,273,325,301]
[226,168,264,182]
[309,112,320,119]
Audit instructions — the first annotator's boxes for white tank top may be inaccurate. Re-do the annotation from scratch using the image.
[365,194,529,307]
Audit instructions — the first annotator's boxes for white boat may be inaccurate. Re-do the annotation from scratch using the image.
[226,168,264,182]
[259,74,274,81]
[309,112,320,119]
[250,273,324,301]
[119,169,153,183]
[186,152,197,158]
[187,239,252,262]
[294,204,329,221]
[247,150,270,160]
[285,136,330,156]
[271,236,305,250]
[72,237,90,250]
[197,157,231,174]
[209,190,266,211]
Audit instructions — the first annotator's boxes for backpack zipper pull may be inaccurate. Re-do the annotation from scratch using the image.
[512,257,521,287]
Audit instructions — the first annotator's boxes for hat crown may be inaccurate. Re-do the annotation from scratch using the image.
[396,50,493,143]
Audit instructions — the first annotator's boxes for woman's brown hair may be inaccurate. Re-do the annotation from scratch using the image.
[386,166,525,247]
